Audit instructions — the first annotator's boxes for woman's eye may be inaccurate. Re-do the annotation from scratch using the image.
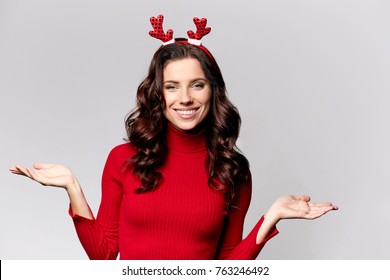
[164,85,177,90]
[193,83,205,89]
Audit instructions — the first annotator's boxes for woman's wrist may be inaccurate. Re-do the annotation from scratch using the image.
[256,209,280,244]
[264,207,281,226]
[65,177,81,194]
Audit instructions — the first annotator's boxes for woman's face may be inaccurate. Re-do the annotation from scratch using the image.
[162,58,211,132]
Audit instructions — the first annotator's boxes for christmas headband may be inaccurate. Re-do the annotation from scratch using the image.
[149,15,214,59]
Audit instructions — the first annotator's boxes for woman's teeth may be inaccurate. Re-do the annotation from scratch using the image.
[176,110,196,115]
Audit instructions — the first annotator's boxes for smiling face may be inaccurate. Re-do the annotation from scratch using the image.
[162,58,212,132]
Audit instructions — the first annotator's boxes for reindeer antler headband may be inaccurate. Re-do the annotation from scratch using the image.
[149,15,214,59]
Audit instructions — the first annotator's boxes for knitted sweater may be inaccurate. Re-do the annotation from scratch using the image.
[70,124,278,259]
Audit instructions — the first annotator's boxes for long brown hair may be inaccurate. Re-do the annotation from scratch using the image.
[125,40,250,205]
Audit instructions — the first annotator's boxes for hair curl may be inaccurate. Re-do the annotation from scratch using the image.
[125,39,250,206]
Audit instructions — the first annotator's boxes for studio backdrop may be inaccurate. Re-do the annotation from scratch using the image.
[1,0,389,259]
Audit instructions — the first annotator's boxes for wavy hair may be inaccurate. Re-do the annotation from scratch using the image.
[125,39,250,205]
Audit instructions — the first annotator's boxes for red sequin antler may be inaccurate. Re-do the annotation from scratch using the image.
[187,17,211,46]
[149,15,175,45]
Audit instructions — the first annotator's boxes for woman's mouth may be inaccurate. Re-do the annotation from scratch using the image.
[174,108,199,118]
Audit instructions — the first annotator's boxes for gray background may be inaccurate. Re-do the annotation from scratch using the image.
[1,0,389,259]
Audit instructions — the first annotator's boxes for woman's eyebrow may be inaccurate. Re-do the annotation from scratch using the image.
[190,78,207,83]
[163,78,207,84]
[163,80,179,84]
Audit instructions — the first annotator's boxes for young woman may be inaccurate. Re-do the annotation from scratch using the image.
[9,16,338,260]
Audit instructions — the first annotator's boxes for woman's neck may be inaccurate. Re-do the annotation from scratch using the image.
[166,122,207,154]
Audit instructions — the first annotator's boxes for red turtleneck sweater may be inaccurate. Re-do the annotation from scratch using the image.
[70,124,278,259]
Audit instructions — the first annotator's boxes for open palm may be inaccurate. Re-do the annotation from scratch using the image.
[9,163,77,190]
[268,195,338,221]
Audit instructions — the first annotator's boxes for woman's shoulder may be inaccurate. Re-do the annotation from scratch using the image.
[106,142,137,162]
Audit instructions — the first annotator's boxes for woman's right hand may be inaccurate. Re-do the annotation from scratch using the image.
[9,163,78,191]
[10,163,93,219]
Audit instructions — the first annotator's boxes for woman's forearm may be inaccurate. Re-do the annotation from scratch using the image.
[256,211,280,244]
[66,181,93,220]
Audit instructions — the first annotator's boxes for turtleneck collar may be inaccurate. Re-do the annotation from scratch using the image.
[166,122,207,154]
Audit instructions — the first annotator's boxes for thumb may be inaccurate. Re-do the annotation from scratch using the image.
[292,195,311,202]
[33,163,54,169]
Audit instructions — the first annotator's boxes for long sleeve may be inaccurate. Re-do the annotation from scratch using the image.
[68,127,278,259]
[69,145,127,260]
[215,174,279,260]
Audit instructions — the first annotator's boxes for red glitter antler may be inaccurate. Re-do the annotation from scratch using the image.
[187,17,211,45]
[149,15,174,45]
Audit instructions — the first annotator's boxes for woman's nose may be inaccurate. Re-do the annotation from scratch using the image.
[179,88,193,105]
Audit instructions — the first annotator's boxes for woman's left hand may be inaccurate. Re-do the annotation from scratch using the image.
[256,195,338,244]
[266,195,338,223]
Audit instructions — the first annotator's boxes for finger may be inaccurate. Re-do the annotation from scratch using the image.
[305,206,338,219]
[25,167,38,180]
[308,202,333,207]
[304,212,326,220]
[309,204,337,212]
[9,168,25,175]
[33,163,54,169]
[14,164,25,171]
[304,206,332,218]
[292,195,311,202]
[32,168,49,177]
[9,166,23,174]
[321,205,338,212]
[25,167,49,185]
[13,165,32,177]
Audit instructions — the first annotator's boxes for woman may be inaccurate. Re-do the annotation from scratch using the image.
[9,16,338,260]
